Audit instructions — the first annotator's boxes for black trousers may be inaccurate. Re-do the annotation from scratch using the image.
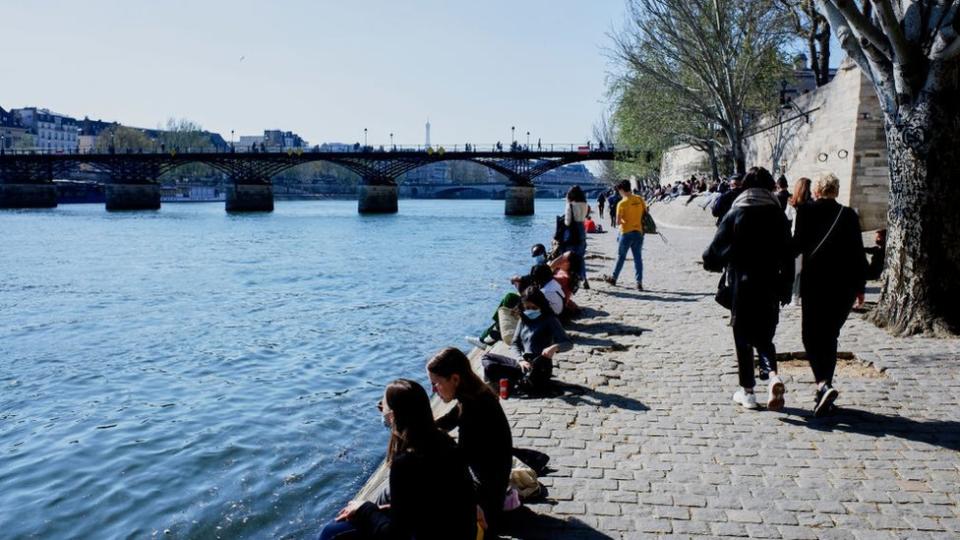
[802,295,855,386]
[732,313,778,389]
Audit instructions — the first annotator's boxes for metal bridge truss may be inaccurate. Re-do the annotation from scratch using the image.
[0,150,629,187]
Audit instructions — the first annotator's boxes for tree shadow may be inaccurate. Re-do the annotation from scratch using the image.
[599,289,700,302]
[778,406,960,452]
[537,381,649,412]
[568,320,649,337]
[497,507,617,540]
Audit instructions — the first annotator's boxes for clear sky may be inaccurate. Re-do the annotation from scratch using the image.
[4,0,627,147]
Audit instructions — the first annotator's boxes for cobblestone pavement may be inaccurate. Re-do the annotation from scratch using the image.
[499,225,960,540]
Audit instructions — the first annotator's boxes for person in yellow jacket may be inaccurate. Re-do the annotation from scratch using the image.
[603,179,648,291]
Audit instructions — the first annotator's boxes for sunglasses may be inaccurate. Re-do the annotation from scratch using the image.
[376,399,384,412]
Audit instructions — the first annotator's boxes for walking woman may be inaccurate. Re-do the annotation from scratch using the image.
[318,380,477,540]
[428,347,513,535]
[565,185,590,288]
[785,177,813,305]
[793,174,866,416]
[703,167,794,411]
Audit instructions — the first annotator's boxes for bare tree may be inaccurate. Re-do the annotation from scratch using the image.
[816,0,960,335]
[612,0,793,174]
[592,112,618,183]
[779,0,834,85]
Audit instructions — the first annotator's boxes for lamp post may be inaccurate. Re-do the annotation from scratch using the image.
[363,128,368,148]
[526,131,530,149]
[511,126,515,145]
[390,132,394,149]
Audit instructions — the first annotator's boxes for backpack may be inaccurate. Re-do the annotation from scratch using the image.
[642,208,657,235]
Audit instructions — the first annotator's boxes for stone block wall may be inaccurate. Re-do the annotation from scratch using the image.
[659,60,890,230]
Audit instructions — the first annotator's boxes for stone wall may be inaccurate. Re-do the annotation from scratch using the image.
[658,60,890,230]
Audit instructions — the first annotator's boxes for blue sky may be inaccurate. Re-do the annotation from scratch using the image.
[4,0,628,147]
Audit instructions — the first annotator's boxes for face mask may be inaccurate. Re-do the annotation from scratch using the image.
[533,255,546,265]
[381,412,392,430]
[523,309,541,320]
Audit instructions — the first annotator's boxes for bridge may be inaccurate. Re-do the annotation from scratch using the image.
[0,147,634,215]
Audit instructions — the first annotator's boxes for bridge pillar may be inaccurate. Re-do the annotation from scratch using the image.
[358,182,398,214]
[505,184,535,216]
[106,183,161,211]
[0,183,58,209]
[227,183,274,212]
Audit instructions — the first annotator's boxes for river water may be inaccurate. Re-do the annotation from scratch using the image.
[0,199,565,539]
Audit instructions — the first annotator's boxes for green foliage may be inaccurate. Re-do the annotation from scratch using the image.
[93,126,155,152]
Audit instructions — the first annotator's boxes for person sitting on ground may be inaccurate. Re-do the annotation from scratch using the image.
[531,264,565,317]
[319,379,477,540]
[864,229,886,281]
[531,243,547,266]
[428,348,513,535]
[481,287,572,394]
[467,244,546,348]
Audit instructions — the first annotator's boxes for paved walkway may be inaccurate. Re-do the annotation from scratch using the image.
[499,224,960,540]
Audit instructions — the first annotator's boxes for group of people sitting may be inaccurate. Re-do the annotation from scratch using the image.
[318,208,592,540]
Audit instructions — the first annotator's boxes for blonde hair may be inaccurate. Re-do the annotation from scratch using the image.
[814,173,840,199]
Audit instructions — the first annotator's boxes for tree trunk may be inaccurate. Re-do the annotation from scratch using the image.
[708,142,719,181]
[870,88,960,335]
[815,21,830,86]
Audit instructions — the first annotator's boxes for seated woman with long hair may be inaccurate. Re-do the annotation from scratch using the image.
[428,347,513,535]
[318,379,477,540]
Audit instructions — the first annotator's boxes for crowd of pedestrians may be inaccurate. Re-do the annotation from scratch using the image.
[317,167,877,538]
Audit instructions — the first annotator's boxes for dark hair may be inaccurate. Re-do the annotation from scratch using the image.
[530,243,546,257]
[531,264,554,287]
[566,185,586,203]
[427,347,496,402]
[521,286,551,315]
[384,379,452,464]
[616,179,631,193]
[742,166,775,190]
[789,177,812,207]
[777,175,788,189]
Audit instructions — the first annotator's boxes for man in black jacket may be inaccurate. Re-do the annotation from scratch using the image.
[711,174,744,225]
[703,167,794,411]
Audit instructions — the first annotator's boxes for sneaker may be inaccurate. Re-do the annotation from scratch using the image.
[465,336,488,350]
[758,368,770,381]
[814,385,839,417]
[767,375,785,411]
[602,275,617,286]
[637,283,644,291]
[733,389,758,409]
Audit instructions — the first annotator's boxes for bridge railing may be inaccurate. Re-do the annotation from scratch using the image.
[0,143,622,157]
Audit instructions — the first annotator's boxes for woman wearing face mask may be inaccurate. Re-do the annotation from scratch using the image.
[481,287,573,393]
[318,379,477,540]
[427,348,513,535]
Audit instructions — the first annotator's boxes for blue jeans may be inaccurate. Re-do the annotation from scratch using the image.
[318,520,363,540]
[613,231,644,284]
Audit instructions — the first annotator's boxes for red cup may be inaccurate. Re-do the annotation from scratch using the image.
[499,378,509,400]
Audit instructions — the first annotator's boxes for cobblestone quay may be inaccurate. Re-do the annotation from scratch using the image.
[500,224,960,540]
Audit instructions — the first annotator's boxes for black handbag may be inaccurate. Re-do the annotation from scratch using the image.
[715,268,733,310]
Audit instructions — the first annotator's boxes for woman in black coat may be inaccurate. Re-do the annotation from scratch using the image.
[703,167,794,411]
[319,379,477,540]
[428,347,513,535]
[793,173,866,417]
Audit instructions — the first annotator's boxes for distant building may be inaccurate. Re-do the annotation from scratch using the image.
[237,130,306,151]
[0,106,30,151]
[12,107,80,152]
[76,117,119,153]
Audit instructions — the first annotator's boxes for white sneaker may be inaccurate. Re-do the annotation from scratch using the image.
[465,336,487,350]
[767,375,785,411]
[733,389,758,409]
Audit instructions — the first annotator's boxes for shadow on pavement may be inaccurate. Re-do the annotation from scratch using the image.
[547,381,648,412]
[498,507,617,540]
[569,320,649,337]
[779,407,960,452]
[600,289,701,302]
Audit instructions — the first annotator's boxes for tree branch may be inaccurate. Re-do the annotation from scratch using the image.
[832,0,894,59]
[870,0,915,64]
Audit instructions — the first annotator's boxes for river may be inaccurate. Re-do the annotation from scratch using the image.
[0,199,565,539]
